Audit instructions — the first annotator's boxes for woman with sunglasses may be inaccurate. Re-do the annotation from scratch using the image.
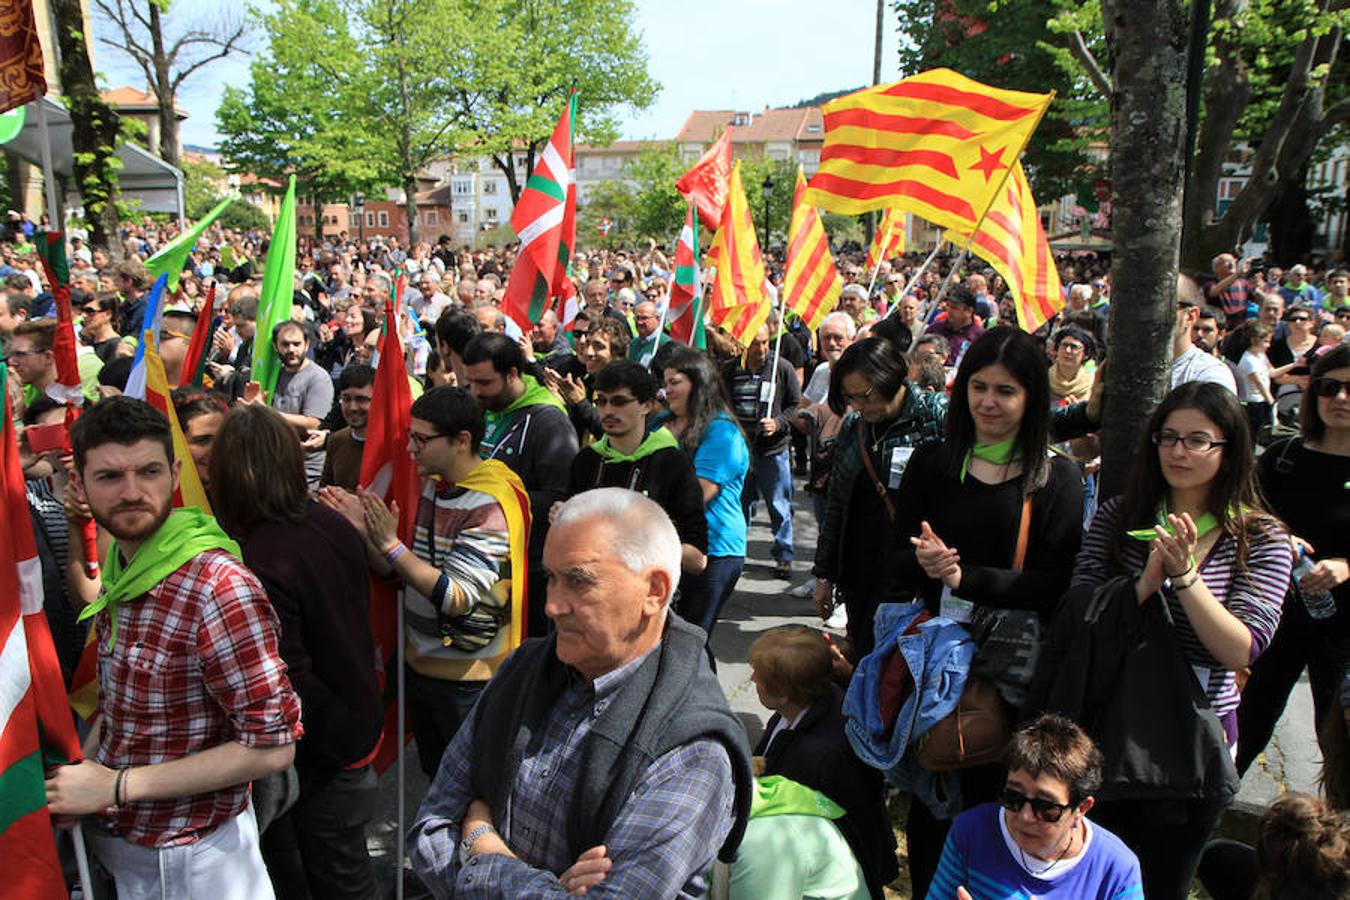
[1269,303,1319,422]
[927,715,1142,900]
[896,327,1084,896]
[1071,381,1292,899]
[1237,344,1350,776]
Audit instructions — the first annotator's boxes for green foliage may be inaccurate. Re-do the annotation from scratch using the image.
[475,222,516,249]
[822,212,865,249]
[625,144,688,243]
[577,179,638,250]
[737,157,798,249]
[182,156,228,220]
[218,200,272,232]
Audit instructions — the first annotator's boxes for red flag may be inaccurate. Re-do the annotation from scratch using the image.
[0,0,46,114]
[179,284,217,387]
[1,366,83,900]
[676,127,734,233]
[359,299,419,775]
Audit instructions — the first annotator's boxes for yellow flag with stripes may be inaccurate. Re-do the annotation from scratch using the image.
[707,161,773,346]
[783,167,842,331]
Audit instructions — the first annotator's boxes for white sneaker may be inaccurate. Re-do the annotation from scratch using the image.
[788,580,814,599]
[824,605,848,630]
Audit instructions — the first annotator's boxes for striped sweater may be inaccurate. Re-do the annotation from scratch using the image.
[1073,498,1292,735]
[404,480,513,682]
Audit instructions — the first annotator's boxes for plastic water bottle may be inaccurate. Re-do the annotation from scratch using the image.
[1293,548,1337,620]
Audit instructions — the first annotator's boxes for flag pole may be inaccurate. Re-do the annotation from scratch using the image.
[396,592,406,900]
[932,245,971,309]
[883,232,944,321]
[34,98,61,234]
[72,822,95,900]
[864,217,894,298]
[765,281,787,413]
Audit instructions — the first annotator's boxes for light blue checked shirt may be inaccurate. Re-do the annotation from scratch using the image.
[409,648,736,898]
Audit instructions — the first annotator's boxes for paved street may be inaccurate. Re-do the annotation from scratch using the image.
[366,482,1321,895]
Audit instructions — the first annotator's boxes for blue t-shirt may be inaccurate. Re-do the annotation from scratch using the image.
[692,414,749,558]
[928,803,1142,900]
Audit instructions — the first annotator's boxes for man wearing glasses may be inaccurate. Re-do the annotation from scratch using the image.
[319,363,375,491]
[627,299,664,367]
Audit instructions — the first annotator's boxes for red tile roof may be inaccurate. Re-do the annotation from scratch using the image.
[676,107,824,145]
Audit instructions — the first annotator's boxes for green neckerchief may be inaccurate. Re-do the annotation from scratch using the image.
[1126,501,1222,542]
[484,374,568,448]
[750,776,847,820]
[593,426,677,464]
[78,507,241,649]
[959,438,1020,483]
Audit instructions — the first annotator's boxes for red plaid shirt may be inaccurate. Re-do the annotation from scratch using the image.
[93,549,303,847]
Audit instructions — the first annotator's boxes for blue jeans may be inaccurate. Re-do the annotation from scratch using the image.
[677,555,745,639]
[741,449,794,562]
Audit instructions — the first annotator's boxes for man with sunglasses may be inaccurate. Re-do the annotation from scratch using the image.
[928,715,1142,900]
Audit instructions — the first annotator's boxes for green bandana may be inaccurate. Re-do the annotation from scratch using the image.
[1126,501,1222,542]
[592,426,677,464]
[750,776,847,820]
[959,438,1020,483]
[484,374,567,446]
[78,507,241,649]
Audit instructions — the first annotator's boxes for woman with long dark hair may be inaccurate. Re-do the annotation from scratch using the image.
[656,346,749,638]
[209,405,383,900]
[1071,381,1293,900]
[1237,344,1350,776]
[894,326,1085,896]
[811,336,947,659]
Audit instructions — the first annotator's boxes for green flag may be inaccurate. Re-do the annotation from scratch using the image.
[250,176,297,397]
[146,196,233,291]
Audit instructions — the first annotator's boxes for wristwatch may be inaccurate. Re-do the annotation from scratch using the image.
[459,823,495,867]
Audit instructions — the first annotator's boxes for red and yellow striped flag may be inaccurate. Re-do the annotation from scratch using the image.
[783,167,842,331]
[866,208,908,271]
[142,331,212,512]
[947,161,1063,332]
[707,161,773,346]
[804,69,1052,232]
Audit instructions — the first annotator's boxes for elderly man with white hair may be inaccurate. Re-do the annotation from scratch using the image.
[410,488,753,899]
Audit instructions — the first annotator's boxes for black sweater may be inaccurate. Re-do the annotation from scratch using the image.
[242,502,383,782]
[566,444,708,554]
[893,442,1084,616]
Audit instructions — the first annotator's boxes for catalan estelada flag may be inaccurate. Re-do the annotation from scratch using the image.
[502,91,577,331]
[805,69,1052,232]
[866,208,908,272]
[947,161,1063,333]
[783,167,842,332]
[1,365,83,900]
[707,161,773,346]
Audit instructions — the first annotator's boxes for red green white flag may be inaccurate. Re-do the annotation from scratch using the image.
[502,92,578,332]
[667,202,706,350]
[1,365,84,900]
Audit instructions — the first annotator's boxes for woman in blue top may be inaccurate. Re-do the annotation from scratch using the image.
[659,347,749,639]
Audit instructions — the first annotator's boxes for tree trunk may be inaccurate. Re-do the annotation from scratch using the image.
[404,173,420,246]
[1099,0,1189,500]
[148,2,179,170]
[51,0,124,258]
[1266,165,1316,264]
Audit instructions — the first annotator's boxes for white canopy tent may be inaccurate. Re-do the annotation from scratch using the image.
[3,95,184,221]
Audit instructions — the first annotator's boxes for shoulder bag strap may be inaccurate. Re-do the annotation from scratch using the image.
[856,418,897,524]
[1012,493,1034,571]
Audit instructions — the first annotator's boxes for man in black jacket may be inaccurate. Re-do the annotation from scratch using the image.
[564,360,706,575]
[463,333,579,636]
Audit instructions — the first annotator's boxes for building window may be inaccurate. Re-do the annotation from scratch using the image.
[378,211,389,227]
[349,212,359,227]
[485,208,498,221]
[482,180,498,195]
[423,210,439,226]
[366,212,375,227]
[458,211,470,224]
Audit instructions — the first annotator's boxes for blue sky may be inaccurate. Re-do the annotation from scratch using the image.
[90,0,905,150]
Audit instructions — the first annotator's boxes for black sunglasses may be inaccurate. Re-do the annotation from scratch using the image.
[1288,315,1312,323]
[999,787,1076,824]
[1312,377,1350,398]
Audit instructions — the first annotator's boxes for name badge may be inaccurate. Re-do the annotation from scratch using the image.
[889,446,913,488]
[939,585,974,623]
[759,380,775,404]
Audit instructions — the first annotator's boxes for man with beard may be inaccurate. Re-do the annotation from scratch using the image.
[44,396,302,898]
[259,320,334,489]
[1192,306,1224,355]
[462,333,578,636]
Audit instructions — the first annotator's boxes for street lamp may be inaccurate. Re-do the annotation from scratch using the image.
[351,193,366,242]
[760,175,774,248]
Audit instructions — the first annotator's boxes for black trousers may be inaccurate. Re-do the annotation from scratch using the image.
[405,667,485,777]
[262,766,379,900]
[1091,794,1230,900]
[1236,595,1350,776]
[904,763,1003,899]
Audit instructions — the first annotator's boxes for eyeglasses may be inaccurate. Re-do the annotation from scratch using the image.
[1312,377,1350,398]
[7,348,45,358]
[634,313,659,322]
[1058,342,1085,353]
[407,430,445,451]
[1152,429,1228,452]
[1288,315,1312,323]
[842,383,878,405]
[999,787,1076,824]
[594,394,640,408]
[81,305,103,316]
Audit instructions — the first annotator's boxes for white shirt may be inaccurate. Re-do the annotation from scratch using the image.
[1171,344,1237,394]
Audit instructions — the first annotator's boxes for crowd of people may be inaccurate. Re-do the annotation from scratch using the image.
[4,216,1349,899]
